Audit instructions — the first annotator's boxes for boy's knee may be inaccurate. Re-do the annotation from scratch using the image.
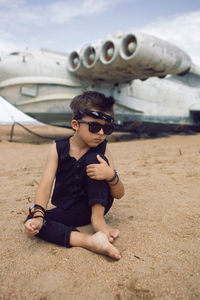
[85,153,108,166]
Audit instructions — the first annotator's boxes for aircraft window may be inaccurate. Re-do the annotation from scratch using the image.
[10,52,20,55]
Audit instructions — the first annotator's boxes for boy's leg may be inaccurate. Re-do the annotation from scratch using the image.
[85,153,120,242]
[34,203,92,247]
[25,209,121,260]
[43,204,119,244]
[36,219,78,248]
[91,204,120,242]
[25,213,78,248]
[69,230,121,260]
[45,203,91,227]
[25,204,89,248]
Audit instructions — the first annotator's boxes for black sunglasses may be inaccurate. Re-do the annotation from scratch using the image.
[78,120,114,135]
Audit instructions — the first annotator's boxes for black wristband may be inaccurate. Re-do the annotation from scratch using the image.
[107,169,118,183]
[109,174,119,186]
[29,204,46,217]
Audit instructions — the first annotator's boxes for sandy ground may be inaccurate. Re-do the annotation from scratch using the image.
[0,124,200,300]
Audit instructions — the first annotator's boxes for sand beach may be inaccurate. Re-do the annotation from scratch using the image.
[0,124,200,300]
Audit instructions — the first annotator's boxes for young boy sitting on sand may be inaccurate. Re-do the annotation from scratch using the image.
[24,91,125,260]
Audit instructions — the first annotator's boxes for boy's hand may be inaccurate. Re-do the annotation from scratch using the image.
[86,154,115,181]
[24,218,44,237]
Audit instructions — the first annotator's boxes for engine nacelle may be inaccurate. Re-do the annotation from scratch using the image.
[82,46,97,68]
[68,51,81,72]
[69,39,120,82]
[119,33,191,77]
[68,32,192,83]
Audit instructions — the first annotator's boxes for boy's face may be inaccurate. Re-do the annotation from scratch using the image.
[72,110,113,147]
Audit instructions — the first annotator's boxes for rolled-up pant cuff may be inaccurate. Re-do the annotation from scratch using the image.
[64,226,79,248]
[88,198,107,208]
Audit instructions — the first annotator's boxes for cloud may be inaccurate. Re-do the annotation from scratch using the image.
[0,0,124,26]
[0,0,199,67]
[0,0,132,54]
[48,0,113,24]
[137,10,200,65]
[0,1,44,34]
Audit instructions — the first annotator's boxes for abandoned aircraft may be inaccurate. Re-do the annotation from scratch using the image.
[0,31,200,133]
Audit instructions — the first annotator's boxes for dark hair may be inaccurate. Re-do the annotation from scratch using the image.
[70,91,115,120]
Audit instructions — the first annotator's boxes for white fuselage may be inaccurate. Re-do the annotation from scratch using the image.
[0,47,200,128]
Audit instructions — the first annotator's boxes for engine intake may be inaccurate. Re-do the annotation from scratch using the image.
[68,51,81,72]
[100,40,117,64]
[121,34,137,57]
[68,32,192,83]
[82,46,97,68]
[120,33,191,77]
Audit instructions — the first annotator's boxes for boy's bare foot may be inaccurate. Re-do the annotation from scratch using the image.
[92,220,120,242]
[87,231,121,260]
[70,231,121,260]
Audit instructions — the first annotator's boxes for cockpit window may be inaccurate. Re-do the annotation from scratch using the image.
[10,52,20,55]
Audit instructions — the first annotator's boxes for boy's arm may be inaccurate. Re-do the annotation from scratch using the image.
[86,146,125,199]
[104,147,125,199]
[24,143,58,237]
[34,143,58,209]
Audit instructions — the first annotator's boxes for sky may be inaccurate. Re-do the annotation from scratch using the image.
[0,0,200,123]
[0,0,200,63]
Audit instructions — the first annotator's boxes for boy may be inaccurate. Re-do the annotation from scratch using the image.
[24,91,125,260]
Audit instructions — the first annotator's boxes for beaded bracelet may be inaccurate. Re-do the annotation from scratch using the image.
[33,215,45,220]
[32,209,45,216]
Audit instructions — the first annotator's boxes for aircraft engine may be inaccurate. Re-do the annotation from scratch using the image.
[68,51,81,72]
[69,39,120,80]
[68,32,192,83]
[100,39,118,64]
[68,45,102,79]
[119,33,192,77]
[68,38,121,82]
[82,46,97,68]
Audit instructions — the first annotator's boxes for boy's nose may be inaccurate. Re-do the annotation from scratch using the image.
[97,128,104,135]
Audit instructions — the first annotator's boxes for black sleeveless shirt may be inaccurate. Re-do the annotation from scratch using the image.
[51,137,107,209]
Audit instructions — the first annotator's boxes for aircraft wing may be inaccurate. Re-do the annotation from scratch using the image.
[67,32,192,84]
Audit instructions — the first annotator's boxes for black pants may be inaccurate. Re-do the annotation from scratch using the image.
[27,153,113,248]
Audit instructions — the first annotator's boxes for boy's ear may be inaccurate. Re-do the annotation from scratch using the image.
[71,119,79,131]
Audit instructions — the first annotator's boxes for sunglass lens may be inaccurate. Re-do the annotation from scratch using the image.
[89,122,102,133]
[104,124,114,135]
[88,122,114,135]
